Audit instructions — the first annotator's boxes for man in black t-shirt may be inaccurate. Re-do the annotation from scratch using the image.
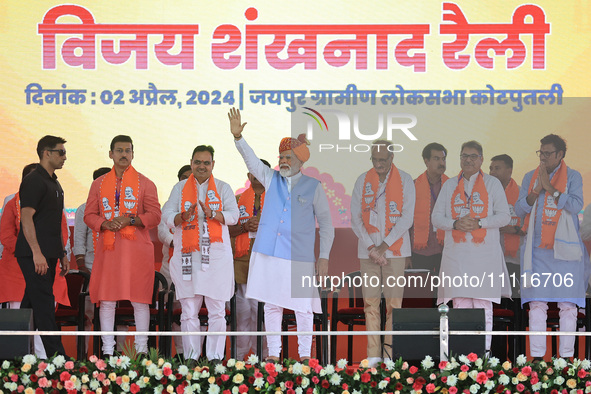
[15,135,69,357]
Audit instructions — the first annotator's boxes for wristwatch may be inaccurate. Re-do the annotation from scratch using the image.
[553,190,561,199]
[130,216,136,226]
[478,219,483,229]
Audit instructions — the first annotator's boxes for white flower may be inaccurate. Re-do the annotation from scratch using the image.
[485,381,495,390]
[337,359,348,369]
[447,375,458,386]
[154,385,163,394]
[325,364,336,375]
[329,374,342,385]
[488,357,500,368]
[459,355,470,365]
[301,377,310,388]
[89,380,100,390]
[8,382,17,391]
[378,380,388,389]
[554,376,565,385]
[516,354,527,366]
[121,382,130,391]
[46,364,56,374]
[226,359,236,368]
[52,355,66,368]
[532,382,542,391]
[253,378,264,388]
[554,358,568,369]
[23,355,37,365]
[384,358,395,370]
[231,387,239,394]
[512,377,519,385]
[470,383,480,393]
[319,368,327,377]
[148,364,159,376]
[177,365,189,376]
[582,360,591,371]
[422,355,435,369]
[352,390,363,394]
[353,372,360,380]
[571,390,579,394]
[469,370,478,381]
[295,388,303,394]
[1,361,10,369]
[109,356,118,368]
[292,363,303,375]
[120,356,131,369]
[20,375,30,385]
[475,358,483,368]
[542,383,548,389]
[247,354,259,365]
[498,375,510,385]
[586,386,591,394]
[275,363,283,373]
[207,384,220,394]
[214,364,226,374]
[154,369,164,380]
[185,387,194,394]
[201,370,210,379]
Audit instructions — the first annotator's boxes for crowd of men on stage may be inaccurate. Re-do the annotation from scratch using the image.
[1,107,590,367]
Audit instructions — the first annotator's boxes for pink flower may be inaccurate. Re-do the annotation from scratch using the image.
[516,383,525,392]
[585,381,591,387]
[267,376,275,384]
[11,374,18,382]
[409,366,419,374]
[439,361,448,369]
[312,376,319,384]
[130,383,140,393]
[65,361,75,370]
[163,367,172,377]
[579,369,588,378]
[97,373,106,381]
[467,353,478,362]
[521,366,532,376]
[254,371,263,379]
[476,372,488,384]
[116,376,123,385]
[60,371,71,382]
[89,355,98,363]
[487,369,494,378]
[17,385,24,393]
[64,380,75,390]
[426,383,436,393]
[95,360,107,371]
[38,377,49,388]
[449,387,458,394]
[238,385,248,394]
[461,365,469,372]
[38,362,48,371]
[221,374,229,382]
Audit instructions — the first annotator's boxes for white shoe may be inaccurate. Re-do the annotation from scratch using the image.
[367,357,382,368]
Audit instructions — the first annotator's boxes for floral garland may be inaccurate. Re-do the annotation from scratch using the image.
[1,353,590,394]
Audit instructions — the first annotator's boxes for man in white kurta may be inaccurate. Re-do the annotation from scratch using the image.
[228,108,334,361]
[162,146,239,362]
[432,141,511,352]
[350,140,415,367]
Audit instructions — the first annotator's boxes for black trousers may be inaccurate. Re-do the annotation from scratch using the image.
[17,256,66,357]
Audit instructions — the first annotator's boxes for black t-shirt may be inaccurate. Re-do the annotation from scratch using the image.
[15,164,65,258]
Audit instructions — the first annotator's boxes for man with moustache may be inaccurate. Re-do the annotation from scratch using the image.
[351,140,415,367]
[162,146,239,364]
[84,135,161,356]
[229,159,270,361]
[15,135,69,357]
[515,134,590,360]
[432,140,511,354]
[228,108,334,362]
[411,143,448,275]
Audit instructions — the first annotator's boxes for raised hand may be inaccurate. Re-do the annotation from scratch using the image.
[228,107,247,138]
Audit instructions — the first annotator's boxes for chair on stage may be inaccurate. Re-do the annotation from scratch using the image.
[93,271,169,357]
[167,284,237,360]
[55,270,91,360]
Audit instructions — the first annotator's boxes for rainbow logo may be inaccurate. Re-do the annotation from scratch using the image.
[303,107,329,132]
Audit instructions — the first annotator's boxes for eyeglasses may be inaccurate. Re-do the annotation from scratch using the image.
[47,149,66,156]
[460,154,481,161]
[536,150,557,158]
[193,160,211,166]
[113,148,133,154]
[371,157,391,165]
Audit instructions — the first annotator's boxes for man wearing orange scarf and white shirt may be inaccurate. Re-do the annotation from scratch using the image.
[411,143,448,275]
[351,140,415,368]
[85,135,161,356]
[515,134,590,360]
[432,141,511,354]
[489,154,523,291]
[162,145,239,364]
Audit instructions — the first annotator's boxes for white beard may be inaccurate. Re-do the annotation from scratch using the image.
[279,166,291,177]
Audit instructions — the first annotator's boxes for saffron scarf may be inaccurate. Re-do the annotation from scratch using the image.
[522,160,568,249]
[180,174,223,254]
[98,166,140,250]
[413,172,448,250]
[503,178,521,257]
[451,171,488,244]
[234,186,265,258]
[361,164,404,255]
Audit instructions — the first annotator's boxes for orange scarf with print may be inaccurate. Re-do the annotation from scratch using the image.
[413,172,448,250]
[522,160,568,249]
[180,174,223,254]
[98,166,140,250]
[451,171,488,244]
[234,187,265,258]
[503,178,521,257]
[361,164,404,255]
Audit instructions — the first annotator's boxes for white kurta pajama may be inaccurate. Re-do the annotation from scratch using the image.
[432,172,512,350]
[162,177,239,360]
[235,137,334,358]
